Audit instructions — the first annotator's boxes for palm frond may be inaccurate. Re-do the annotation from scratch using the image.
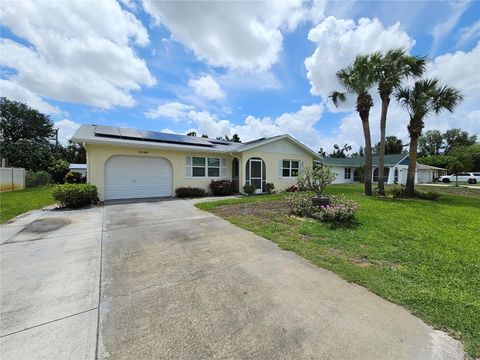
[329,91,347,107]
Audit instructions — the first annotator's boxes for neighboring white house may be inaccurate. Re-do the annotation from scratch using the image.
[317,154,446,185]
[69,163,87,177]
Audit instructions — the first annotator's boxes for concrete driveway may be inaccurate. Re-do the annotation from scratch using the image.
[1,199,465,359]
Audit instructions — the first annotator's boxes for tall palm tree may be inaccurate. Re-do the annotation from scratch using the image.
[330,55,376,196]
[370,49,426,195]
[396,78,463,197]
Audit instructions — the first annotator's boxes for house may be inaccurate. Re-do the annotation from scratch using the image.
[317,154,446,185]
[68,163,87,177]
[71,125,319,201]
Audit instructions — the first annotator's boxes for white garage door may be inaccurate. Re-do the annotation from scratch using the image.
[105,156,172,200]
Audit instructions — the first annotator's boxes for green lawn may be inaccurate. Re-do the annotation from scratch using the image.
[196,184,480,357]
[0,187,55,223]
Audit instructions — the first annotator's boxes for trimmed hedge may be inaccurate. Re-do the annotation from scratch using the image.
[243,184,256,195]
[210,180,234,195]
[52,183,98,208]
[265,183,275,194]
[175,187,207,198]
[389,187,440,201]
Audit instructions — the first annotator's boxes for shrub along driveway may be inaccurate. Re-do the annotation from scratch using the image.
[0,196,467,359]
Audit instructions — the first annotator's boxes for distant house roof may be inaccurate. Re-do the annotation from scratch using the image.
[69,164,87,169]
[71,124,320,158]
[317,153,409,167]
[417,163,447,171]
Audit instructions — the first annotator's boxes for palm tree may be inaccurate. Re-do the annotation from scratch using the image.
[396,78,463,197]
[370,49,426,195]
[330,55,376,196]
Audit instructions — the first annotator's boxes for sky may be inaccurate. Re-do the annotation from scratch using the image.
[0,0,479,153]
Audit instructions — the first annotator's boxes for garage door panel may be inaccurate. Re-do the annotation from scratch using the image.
[105,156,172,200]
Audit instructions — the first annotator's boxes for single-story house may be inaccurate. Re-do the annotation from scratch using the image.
[71,125,320,201]
[317,154,447,185]
[68,163,87,177]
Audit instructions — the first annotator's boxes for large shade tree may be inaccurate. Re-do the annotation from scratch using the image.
[370,49,426,195]
[330,55,376,196]
[396,79,463,197]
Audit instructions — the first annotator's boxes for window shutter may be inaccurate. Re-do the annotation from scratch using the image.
[278,160,283,178]
[186,156,192,177]
[300,160,305,172]
[221,158,227,178]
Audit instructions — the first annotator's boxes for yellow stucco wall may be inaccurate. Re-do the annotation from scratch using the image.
[85,138,315,200]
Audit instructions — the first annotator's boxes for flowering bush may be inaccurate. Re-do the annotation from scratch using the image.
[285,191,317,217]
[297,166,336,196]
[285,193,359,226]
[317,196,359,225]
[210,179,234,195]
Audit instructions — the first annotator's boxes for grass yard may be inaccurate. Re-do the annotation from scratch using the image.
[196,184,480,357]
[0,187,55,223]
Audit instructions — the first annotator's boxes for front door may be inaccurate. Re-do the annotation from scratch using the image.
[250,159,263,194]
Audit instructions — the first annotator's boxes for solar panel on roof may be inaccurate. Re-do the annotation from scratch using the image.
[94,125,215,147]
[119,128,143,140]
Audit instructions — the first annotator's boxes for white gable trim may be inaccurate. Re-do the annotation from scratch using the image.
[237,135,320,159]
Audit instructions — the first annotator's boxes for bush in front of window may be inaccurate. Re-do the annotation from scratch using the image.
[210,180,234,195]
[175,187,207,198]
[242,184,256,195]
[52,183,98,208]
[265,183,275,194]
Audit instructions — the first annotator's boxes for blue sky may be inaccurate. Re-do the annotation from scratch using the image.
[1,0,479,152]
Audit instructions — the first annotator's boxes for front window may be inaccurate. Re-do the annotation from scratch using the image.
[191,156,221,177]
[344,168,351,179]
[282,160,299,177]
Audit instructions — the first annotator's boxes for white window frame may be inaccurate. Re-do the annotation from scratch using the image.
[281,159,300,178]
[344,167,352,180]
[186,156,227,178]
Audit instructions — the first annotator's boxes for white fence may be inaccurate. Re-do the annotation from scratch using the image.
[1,167,26,192]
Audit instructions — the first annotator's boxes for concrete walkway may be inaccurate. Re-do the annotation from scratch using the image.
[1,199,466,359]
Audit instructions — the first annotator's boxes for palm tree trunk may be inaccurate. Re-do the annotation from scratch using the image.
[405,135,418,197]
[377,95,390,195]
[361,116,373,196]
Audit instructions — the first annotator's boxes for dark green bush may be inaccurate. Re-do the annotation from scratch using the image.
[52,184,98,208]
[265,183,275,194]
[388,186,440,201]
[175,187,207,198]
[243,184,256,195]
[210,180,234,195]
[64,171,86,184]
[48,159,69,183]
[26,171,51,188]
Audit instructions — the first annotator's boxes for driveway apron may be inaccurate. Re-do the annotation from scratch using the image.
[98,199,464,360]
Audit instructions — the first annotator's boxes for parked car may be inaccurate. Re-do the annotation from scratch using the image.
[439,172,480,184]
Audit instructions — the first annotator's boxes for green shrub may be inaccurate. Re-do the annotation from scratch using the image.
[210,180,234,195]
[265,183,275,194]
[52,184,98,208]
[175,187,206,198]
[388,186,440,201]
[285,191,316,217]
[48,159,70,183]
[26,171,51,188]
[243,184,256,195]
[64,171,86,184]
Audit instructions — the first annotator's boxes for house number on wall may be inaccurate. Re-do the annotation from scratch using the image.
[139,151,149,154]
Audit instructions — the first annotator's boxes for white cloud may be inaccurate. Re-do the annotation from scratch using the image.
[430,0,469,54]
[186,104,324,151]
[145,102,194,120]
[54,119,81,145]
[141,0,318,71]
[305,17,415,107]
[188,75,225,100]
[0,0,155,109]
[456,20,480,48]
[0,79,60,114]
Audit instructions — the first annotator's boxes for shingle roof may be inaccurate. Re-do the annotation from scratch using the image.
[318,153,408,167]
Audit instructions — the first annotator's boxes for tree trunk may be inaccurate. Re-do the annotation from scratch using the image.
[405,135,418,197]
[361,116,373,196]
[377,95,390,195]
